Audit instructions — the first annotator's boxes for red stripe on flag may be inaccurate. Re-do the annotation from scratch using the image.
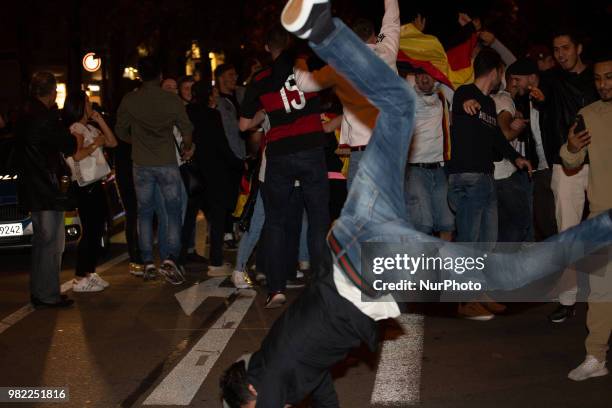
[397,51,454,89]
[446,33,478,71]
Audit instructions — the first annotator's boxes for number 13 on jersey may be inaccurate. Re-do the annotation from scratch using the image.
[280,74,306,113]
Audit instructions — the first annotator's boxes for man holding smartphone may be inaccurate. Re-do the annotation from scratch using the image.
[560,53,612,381]
[544,31,600,323]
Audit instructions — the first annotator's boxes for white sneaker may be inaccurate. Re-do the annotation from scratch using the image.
[207,263,233,277]
[296,270,304,279]
[73,277,104,293]
[568,355,609,381]
[89,273,110,288]
[232,270,253,289]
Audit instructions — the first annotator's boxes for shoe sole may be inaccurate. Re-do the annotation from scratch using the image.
[73,287,104,293]
[281,0,328,38]
[459,314,495,321]
[282,0,304,27]
[130,271,144,277]
[569,368,609,381]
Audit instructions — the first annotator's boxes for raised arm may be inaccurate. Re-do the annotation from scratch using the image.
[374,0,401,67]
[90,111,118,148]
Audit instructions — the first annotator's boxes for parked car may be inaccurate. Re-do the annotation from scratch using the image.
[0,136,125,250]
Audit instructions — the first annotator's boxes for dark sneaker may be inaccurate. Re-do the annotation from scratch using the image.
[143,264,158,281]
[224,239,239,251]
[548,304,575,323]
[286,278,306,289]
[160,259,186,286]
[31,297,74,309]
[281,0,331,40]
[265,292,287,309]
[185,252,209,264]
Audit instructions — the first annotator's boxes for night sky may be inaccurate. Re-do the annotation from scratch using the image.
[0,0,610,112]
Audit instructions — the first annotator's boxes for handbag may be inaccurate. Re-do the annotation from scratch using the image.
[174,138,205,197]
[64,124,111,187]
[238,181,259,232]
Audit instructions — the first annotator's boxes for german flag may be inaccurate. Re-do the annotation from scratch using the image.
[397,23,478,90]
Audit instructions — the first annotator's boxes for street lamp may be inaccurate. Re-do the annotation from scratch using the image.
[82,52,102,72]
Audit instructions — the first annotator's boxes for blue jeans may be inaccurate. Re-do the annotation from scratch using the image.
[405,166,455,234]
[134,164,184,263]
[347,150,364,191]
[495,171,533,243]
[262,148,330,292]
[235,190,265,271]
[299,211,310,263]
[315,19,612,297]
[154,181,188,260]
[235,189,310,272]
[448,173,497,250]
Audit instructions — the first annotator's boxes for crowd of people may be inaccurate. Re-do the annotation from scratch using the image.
[7,0,611,404]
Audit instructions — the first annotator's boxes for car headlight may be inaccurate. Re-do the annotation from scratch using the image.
[66,226,79,237]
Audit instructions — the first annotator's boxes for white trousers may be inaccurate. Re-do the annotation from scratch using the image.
[550,164,589,306]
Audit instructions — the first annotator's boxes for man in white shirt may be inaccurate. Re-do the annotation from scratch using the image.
[491,71,532,243]
[404,70,455,241]
[506,58,557,242]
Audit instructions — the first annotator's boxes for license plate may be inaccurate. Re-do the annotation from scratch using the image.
[0,223,23,237]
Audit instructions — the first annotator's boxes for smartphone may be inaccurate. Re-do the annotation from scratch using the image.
[575,114,586,133]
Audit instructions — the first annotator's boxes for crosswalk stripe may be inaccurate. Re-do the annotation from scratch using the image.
[143,290,257,406]
[370,313,424,406]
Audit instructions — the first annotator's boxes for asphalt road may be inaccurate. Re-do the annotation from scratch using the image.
[0,233,610,408]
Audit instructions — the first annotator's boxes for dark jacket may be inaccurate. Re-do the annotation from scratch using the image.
[15,99,77,211]
[186,103,242,209]
[247,273,377,407]
[538,67,599,166]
